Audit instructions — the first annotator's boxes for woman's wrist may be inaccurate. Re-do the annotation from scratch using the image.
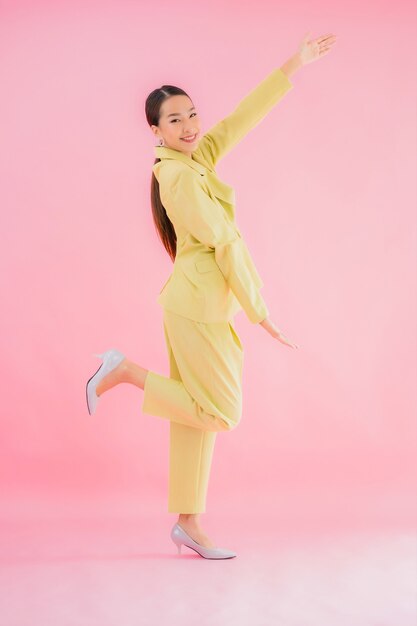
[280,53,303,78]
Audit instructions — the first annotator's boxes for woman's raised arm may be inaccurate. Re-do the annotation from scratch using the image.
[196,31,337,168]
[195,66,295,168]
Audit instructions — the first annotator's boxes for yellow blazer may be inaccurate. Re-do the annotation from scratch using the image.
[152,67,294,324]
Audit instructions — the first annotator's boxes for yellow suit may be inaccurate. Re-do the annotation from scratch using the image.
[142,67,294,513]
[153,66,293,324]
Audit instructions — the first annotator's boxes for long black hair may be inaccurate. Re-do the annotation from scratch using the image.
[145,85,190,262]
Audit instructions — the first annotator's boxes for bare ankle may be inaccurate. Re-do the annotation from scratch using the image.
[178,513,201,527]
[123,360,148,390]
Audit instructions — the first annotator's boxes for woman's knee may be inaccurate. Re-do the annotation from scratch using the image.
[220,402,242,431]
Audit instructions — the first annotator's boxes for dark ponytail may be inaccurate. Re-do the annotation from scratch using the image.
[145,85,190,262]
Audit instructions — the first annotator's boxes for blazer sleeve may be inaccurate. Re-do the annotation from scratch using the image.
[160,166,270,323]
[196,67,293,168]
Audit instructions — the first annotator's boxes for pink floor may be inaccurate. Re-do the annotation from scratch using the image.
[0,487,415,626]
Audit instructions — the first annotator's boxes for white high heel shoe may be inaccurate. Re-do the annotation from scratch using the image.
[86,349,126,415]
[170,523,237,559]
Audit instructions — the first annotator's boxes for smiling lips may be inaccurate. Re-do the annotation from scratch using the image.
[181,133,198,143]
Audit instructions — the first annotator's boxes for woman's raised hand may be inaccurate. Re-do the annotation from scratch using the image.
[259,317,299,349]
[297,31,337,66]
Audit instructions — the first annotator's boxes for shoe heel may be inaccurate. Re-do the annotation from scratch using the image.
[170,522,237,559]
[86,349,126,416]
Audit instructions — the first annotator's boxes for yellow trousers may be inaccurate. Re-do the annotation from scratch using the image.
[141,309,244,513]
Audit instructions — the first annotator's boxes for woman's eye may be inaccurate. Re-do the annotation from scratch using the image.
[170,112,197,123]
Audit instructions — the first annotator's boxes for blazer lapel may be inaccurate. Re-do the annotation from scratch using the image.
[205,171,235,206]
[153,146,206,176]
[153,144,236,217]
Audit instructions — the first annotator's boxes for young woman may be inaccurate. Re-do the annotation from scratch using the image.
[86,32,337,559]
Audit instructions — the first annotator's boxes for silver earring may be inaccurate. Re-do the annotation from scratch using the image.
[159,139,164,146]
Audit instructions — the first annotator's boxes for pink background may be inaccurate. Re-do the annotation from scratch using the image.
[1,1,416,624]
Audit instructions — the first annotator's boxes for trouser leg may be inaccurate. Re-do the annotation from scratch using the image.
[168,422,217,513]
[165,334,216,513]
[141,310,244,433]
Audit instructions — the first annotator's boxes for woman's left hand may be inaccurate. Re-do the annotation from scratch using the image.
[297,31,337,66]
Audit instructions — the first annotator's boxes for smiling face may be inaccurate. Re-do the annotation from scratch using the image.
[151,94,201,157]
